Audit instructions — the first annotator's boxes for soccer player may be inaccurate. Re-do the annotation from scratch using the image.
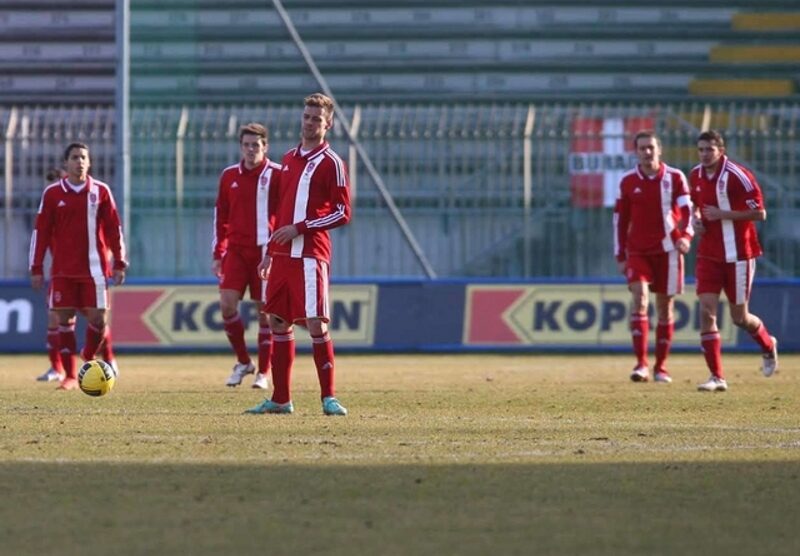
[614,131,693,383]
[35,167,120,383]
[246,93,351,416]
[213,122,280,389]
[690,130,778,392]
[29,143,128,390]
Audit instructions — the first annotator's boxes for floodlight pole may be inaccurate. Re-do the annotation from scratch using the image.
[271,0,437,279]
[115,0,131,244]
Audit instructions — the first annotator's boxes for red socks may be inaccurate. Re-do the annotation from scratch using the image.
[82,323,105,361]
[270,332,295,404]
[655,320,674,373]
[701,331,723,378]
[630,313,649,368]
[749,322,774,353]
[47,327,63,373]
[223,313,250,364]
[59,323,77,379]
[257,326,272,375]
[312,332,336,399]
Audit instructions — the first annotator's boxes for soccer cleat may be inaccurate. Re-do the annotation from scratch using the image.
[36,368,65,382]
[251,372,269,390]
[244,399,294,414]
[697,376,728,392]
[57,377,79,391]
[629,366,649,382]
[225,361,255,387]
[653,371,673,384]
[322,396,348,416]
[761,336,778,377]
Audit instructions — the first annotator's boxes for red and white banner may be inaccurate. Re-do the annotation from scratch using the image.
[569,116,654,208]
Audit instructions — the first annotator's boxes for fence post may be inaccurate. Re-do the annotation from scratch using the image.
[175,106,189,276]
[348,104,361,276]
[4,107,19,276]
[523,104,536,278]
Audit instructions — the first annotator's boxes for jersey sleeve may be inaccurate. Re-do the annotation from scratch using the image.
[100,187,128,270]
[29,189,54,275]
[612,181,629,262]
[294,156,352,234]
[671,170,694,242]
[736,167,765,211]
[213,174,229,260]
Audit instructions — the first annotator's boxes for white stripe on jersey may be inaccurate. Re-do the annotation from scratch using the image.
[86,180,105,281]
[303,257,318,319]
[660,174,675,252]
[212,206,219,256]
[291,154,324,257]
[725,161,754,192]
[324,151,347,187]
[715,171,738,262]
[666,249,680,296]
[256,164,275,246]
[29,230,37,270]
[733,259,750,304]
[93,274,109,309]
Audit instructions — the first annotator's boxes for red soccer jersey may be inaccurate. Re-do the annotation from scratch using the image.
[29,176,127,279]
[689,156,764,262]
[613,163,693,261]
[268,142,351,263]
[213,158,280,259]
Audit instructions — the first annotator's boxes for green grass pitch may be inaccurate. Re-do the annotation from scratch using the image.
[1,353,798,555]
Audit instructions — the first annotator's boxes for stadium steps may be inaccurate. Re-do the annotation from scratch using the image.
[689,9,800,98]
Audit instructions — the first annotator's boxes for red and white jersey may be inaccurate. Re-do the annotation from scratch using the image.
[690,155,764,262]
[29,176,128,279]
[613,163,693,261]
[212,158,280,259]
[268,141,351,263]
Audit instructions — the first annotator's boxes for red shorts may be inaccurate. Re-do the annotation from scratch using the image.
[696,257,755,305]
[625,251,683,295]
[49,276,109,309]
[264,256,330,325]
[219,244,266,301]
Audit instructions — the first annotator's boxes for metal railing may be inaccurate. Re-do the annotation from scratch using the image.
[2,100,798,279]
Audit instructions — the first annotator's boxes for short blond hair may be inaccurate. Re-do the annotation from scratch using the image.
[304,93,334,120]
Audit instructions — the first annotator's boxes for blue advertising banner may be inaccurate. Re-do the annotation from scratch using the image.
[0,279,797,353]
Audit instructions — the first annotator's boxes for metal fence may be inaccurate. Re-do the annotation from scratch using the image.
[2,101,799,279]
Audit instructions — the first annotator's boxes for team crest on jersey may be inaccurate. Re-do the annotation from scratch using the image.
[89,193,97,204]
[260,176,268,186]
[305,162,316,174]
[662,179,670,192]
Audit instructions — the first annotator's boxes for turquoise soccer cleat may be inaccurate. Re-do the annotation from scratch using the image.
[244,399,294,414]
[322,396,348,416]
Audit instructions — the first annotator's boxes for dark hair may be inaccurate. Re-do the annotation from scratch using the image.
[697,130,725,149]
[63,142,90,161]
[239,122,268,144]
[633,130,661,149]
[45,167,65,182]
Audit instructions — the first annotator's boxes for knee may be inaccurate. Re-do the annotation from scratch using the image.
[219,299,238,318]
[730,311,749,328]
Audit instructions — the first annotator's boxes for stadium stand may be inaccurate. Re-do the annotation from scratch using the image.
[1,1,799,104]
